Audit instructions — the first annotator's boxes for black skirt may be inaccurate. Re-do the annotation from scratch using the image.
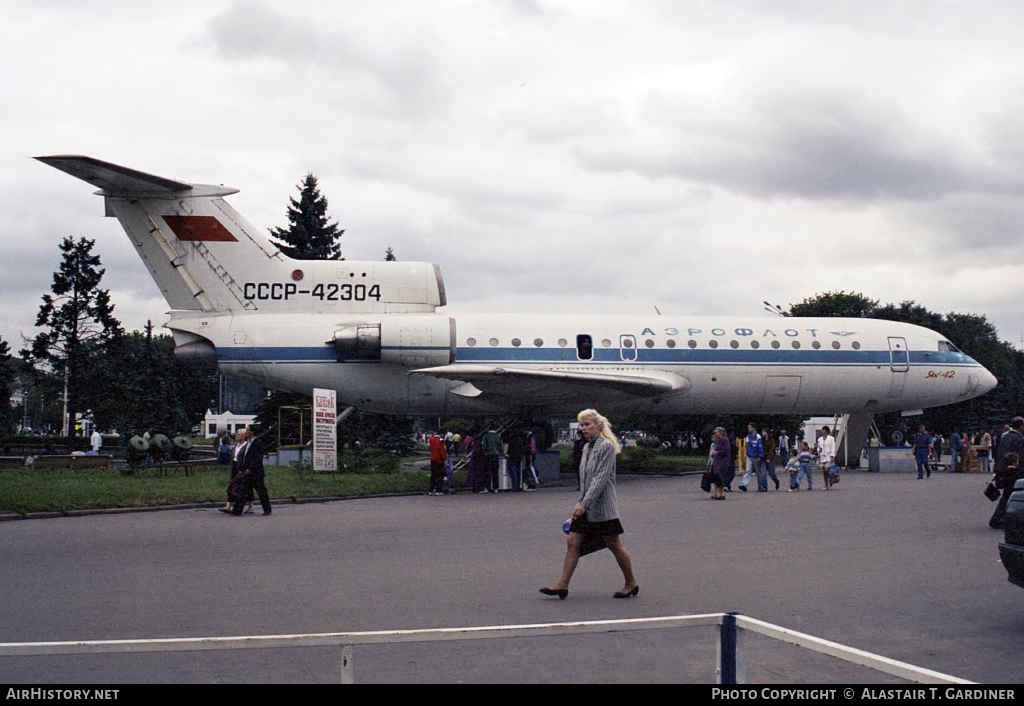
[570,515,624,557]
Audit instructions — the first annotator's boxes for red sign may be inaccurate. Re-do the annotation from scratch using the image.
[162,215,238,242]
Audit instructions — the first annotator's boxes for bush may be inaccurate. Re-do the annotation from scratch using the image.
[372,432,415,457]
[338,450,399,474]
[621,446,657,463]
[636,435,662,449]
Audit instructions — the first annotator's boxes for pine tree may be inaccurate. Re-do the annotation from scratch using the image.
[24,237,122,438]
[384,245,396,261]
[269,174,344,260]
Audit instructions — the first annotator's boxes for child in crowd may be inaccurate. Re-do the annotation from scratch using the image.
[796,442,814,491]
[786,452,802,491]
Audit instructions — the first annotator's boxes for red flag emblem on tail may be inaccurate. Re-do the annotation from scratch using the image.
[162,215,238,242]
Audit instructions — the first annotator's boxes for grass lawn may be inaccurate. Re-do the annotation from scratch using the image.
[553,444,706,472]
[1,447,703,516]
[0,464,437,515]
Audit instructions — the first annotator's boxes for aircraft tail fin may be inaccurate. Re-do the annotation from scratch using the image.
[37,155,278,313]
[37,156,446,316]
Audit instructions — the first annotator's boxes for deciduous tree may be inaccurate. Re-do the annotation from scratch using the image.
[788,291,879,318]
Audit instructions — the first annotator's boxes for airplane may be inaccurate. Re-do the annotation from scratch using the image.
[36,155,998,461]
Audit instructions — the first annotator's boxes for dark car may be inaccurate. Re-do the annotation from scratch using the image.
[998,479,1024,589]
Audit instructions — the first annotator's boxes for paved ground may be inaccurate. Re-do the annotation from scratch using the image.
[0,471,1021,684]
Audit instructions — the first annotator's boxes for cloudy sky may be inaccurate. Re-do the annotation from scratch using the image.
[4,0,1024,352]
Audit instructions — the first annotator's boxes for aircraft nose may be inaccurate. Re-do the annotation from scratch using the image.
[979,366,998,394]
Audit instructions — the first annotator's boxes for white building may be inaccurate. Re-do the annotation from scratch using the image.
[204,410,256,438]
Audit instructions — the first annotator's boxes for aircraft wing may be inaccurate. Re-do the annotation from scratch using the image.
[410,364,690,400]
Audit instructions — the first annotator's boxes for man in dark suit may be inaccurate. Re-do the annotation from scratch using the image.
[990,417,1024,529]
[230,429,272,516]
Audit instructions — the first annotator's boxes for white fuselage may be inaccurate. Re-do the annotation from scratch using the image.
[168,311,997,417]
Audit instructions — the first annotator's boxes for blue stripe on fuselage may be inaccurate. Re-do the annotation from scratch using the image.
[214,345,980,368]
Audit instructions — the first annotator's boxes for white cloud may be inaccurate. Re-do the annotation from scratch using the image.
[4,0,1024,353]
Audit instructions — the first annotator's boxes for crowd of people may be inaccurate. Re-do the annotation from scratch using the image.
[912,426,1000,476]
[704,425,839,498]
[425,426,541,495]
[205,413,1024,539]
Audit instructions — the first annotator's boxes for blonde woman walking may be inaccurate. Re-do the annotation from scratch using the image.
[540,409,639,600]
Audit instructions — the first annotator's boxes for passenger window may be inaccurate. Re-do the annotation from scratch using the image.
[577,334,593,361]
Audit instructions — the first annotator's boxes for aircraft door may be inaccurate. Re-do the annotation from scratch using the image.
[887,337,909,399]
[888,337,909,372]
[620,335,637,362]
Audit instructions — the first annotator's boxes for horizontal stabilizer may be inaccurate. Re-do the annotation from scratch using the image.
[36,155,194,194]
[411,364,690,398]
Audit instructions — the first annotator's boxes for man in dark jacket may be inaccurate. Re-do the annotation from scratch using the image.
[991,418,1024,529]
[949,430,964,473]
[482,429,503,493]
[230,429,272,516]
[914,425,932,479]
[506,426,525,492]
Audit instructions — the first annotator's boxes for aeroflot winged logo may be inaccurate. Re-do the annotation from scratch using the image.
[162,215,238,242]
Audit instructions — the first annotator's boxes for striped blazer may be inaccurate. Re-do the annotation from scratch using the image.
[578,437,620,522]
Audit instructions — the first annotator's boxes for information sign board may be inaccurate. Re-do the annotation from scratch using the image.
[312,388,337,472]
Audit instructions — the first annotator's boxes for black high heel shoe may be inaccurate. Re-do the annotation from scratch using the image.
[539,587,569,600]
[613,585,640,599]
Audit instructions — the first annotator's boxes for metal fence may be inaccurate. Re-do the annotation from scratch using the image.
[0,612,973,684]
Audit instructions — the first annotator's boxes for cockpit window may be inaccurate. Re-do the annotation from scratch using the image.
[938,341,962,354]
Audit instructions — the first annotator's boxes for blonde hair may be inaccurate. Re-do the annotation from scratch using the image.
[577,409,621,454]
